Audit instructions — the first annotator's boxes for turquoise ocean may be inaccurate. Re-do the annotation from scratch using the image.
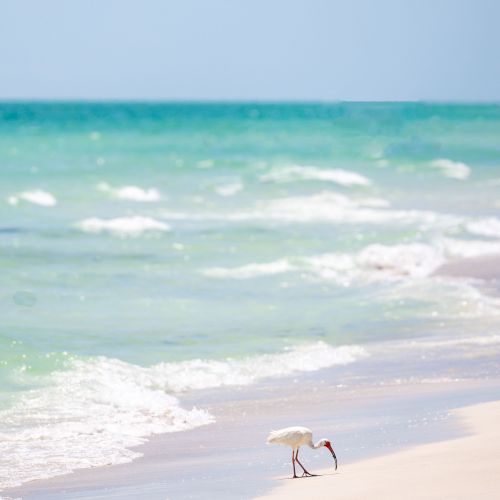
[1,102,500,488]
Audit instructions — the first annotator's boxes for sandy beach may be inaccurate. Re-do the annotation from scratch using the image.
[3,255,500,499]
[4,359,500,499]
[4,248,500,498]
[2,2,500,497]
[260,400,500,500]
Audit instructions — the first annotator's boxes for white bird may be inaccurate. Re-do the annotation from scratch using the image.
[267,426,337,478]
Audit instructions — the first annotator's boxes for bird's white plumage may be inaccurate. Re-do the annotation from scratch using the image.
[267,425,337,477]
[267,426,314,450]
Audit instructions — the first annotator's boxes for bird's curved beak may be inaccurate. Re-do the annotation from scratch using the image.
[326,443,337,470]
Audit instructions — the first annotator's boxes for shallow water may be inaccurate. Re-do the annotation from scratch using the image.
[1,102,500,489]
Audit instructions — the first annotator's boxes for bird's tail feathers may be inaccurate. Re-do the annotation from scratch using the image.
[266,430,280,444]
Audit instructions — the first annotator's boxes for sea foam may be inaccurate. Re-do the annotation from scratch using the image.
[204,259,294,279]
[215,181,243,197]
[149,342,367,391]
[163,191,454,228]
[260,165,372,186]
[76,216,170,237]
[0,358,212,490]
[412,334,500,349]
[203,243,444,284]
[465,217,500,238]
[306,243,446,282]
[97,182,162,202]
[440,237,500,259]
[0,341,366,489]
[430,159,471,180]
[202,238,500,284]
[7,190,57,207]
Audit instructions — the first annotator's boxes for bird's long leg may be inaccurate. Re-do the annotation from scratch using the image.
[295,449,314,477]
[292,449,298,478]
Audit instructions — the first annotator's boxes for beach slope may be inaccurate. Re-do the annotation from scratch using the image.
[259,400,500,500]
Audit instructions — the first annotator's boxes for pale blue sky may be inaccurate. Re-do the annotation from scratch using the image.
[1,0,499,101]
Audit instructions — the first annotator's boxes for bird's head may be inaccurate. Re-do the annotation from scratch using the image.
[319,439,337,470]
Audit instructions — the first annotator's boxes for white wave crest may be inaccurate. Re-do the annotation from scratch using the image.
[263,192,390,223]
[203,244,444,284]
[0,342,366,489]
[76,216,170,237]
[162,191,458,228]
[440,237,500,259]
[203,259,294,279]
[202,238,500,285]
[0,358,212,490]
[150,342,368,392]
[411,334,500,349]
[215,181,243,197]
[465,217,500,238]
[7,190,57,207]
[260,165,372,186]
[307,243,445,282]
[97,182,161,202]
[431,159,471,180]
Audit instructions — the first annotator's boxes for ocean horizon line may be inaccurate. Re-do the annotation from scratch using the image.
[1,98,500,106]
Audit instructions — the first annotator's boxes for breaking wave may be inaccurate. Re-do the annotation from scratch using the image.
[76,216,171,237]
[162,191,457,228]
[260,165,372,186]
[215,181,243,197]
[430,159,471,180]
[202,238,500,284]
[97,182,162,202]
[0,342,366,489]
[204,259,294,279]
[7,190,57,207]
[440,237,500,259]
[466,217,500,238]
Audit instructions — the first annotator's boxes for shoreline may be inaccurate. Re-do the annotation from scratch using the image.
[4,368,500,499]
[3,254,500,499]
[259,400,500,500]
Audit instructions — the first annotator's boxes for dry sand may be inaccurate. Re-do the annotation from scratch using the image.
[4,246,500,499]
[4,360,500,499]
[259,400,500,500]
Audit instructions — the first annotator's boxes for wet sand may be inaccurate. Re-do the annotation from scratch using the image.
[260,400,500,500]
[4,367,500,499]
[4,255,500,499]
[436,254,500,281]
